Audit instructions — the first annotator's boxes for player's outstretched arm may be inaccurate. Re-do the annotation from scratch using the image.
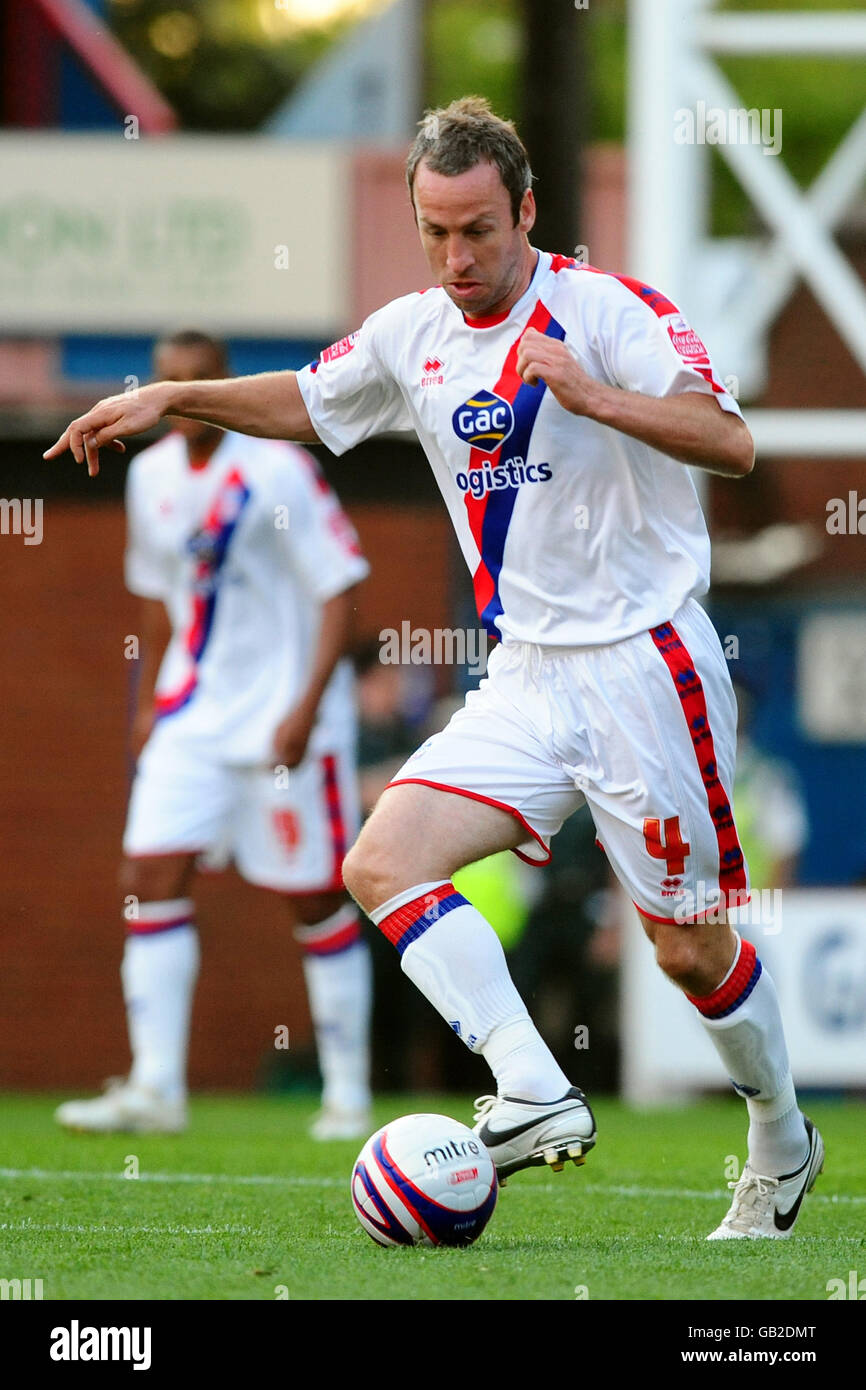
[43,372,319,477]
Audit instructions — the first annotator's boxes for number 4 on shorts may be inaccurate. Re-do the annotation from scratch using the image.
[643,815,690,875]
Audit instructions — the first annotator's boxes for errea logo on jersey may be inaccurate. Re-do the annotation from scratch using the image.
[452,390,514,454]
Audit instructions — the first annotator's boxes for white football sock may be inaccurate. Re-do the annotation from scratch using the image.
[689,934,808,1176]
[121,899,199,1104]
[297,905,372,1114]
[745,1077,808,1177]
[371,881,570,1103]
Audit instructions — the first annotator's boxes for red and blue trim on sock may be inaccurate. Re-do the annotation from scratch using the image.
[376,882,469,958]
[126,899,196,938]
[687,937,762,1019]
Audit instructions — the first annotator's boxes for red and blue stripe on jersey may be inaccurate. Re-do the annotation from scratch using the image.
[155,467,251,720]
[574,258,726,396]
[465,300,566,638]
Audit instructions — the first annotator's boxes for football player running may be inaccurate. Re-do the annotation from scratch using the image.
[47,102,823,1238]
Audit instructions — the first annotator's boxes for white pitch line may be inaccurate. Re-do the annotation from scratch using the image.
[0,1166,342,1188]
[0,1219,255,1236]
[543,1182,866,1206]
[584,1183,866,1205]
[0,1167,863,1205]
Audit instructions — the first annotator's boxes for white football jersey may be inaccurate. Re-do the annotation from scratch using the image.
[296,250,743,647]
[125,430,369,764]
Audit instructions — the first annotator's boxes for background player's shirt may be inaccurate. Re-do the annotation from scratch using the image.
[125,431,369,765]
[296,249,744,647]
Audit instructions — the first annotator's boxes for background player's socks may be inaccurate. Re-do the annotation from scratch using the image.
[296,904,371,1114]
[121,899,200,1104]
[688,934,808,1176]
[371,881,570,1102]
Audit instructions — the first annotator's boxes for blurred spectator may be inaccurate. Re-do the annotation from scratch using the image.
[732,676,810,890]
[353,637,427,815]
[507,806,620,1093]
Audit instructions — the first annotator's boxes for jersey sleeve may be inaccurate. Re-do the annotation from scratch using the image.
[124,463,169,601]
[596,276,743,418]
[276,447,370,602]
[295,300,414,455]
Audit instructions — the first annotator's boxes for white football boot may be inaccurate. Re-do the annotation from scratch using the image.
[707,1116,824,1240]
[308,1106,372,1141]
[55,1078,187,1134]
[472,1086,596,1181]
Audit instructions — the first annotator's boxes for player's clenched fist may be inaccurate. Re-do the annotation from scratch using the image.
[516,327,600,418]
[43,381,173,477]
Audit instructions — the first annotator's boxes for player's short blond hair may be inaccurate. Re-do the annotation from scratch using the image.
[406,96,533,226]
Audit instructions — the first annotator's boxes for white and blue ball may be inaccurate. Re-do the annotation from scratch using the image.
[351,1113,498,1248]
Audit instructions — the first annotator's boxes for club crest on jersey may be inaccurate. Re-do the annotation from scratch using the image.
[452,390,515,454]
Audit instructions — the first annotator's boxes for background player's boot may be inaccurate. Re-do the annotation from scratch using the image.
[308,1104,371,1141]
[473,1087,596,1179]
[54,1077,187,1134]
[707,1117,824,1239]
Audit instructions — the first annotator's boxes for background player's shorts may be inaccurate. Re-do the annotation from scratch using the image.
[123,734,360,894]
[388,598,749,924]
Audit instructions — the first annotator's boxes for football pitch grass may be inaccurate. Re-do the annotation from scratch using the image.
[1,1093,862,1302]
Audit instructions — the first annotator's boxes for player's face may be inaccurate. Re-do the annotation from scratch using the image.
[413,159,537,320]
[153,345,225,446]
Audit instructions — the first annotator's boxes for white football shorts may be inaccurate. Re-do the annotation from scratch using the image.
[123,732,360,895]
[388,598,749,924]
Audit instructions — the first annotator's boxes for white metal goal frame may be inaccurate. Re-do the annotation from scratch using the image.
[627,0,866,457]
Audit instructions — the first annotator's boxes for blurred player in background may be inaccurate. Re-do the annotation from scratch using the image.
[55,331,372,1140]
[48,100,824,1240]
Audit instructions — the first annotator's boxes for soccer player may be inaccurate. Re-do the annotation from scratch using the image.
[47,101,824,1238]
[54,331,372,1140]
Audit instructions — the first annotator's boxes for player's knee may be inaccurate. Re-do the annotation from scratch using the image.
[342,836,393,913]
[118,857,142,899]
[290,890,346,925]
[653,931,703,987]
[118,855,191,904]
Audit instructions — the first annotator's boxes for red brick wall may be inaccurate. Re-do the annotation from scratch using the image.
[0,499,450,1089]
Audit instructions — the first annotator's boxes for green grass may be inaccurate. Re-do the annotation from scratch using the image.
[0,1094,862,1301]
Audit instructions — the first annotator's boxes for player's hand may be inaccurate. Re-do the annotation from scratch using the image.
[42,382,174,477]
[516,328,600,417]
[273,702,317,770]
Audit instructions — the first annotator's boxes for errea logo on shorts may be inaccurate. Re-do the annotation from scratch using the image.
[452,390,515,453]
